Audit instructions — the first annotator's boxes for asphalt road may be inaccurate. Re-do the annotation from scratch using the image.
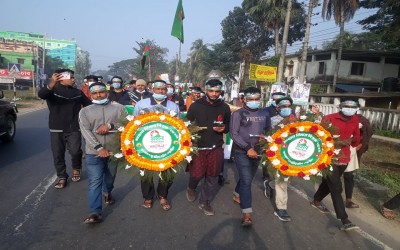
[0,109,397,250]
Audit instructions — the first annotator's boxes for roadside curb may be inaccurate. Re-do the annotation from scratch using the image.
[355,174,389,197]
[371,135,400,145]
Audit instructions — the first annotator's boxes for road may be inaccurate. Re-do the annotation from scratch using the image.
[0,108,398,250]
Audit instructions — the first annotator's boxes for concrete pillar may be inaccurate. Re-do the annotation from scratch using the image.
[333,97,341,106]
[358,98,366,108]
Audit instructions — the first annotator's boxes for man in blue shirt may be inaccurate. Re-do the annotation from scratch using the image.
[230,87,272,226]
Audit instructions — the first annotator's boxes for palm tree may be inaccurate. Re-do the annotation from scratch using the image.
[187,39,207,83]
[322,0,359,93]
[243,0,287,56]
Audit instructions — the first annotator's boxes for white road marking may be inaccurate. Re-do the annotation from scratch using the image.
[288,185,393,250]
[1,174,57,233]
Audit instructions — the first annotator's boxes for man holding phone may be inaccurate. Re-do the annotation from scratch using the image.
[39,69,92,189]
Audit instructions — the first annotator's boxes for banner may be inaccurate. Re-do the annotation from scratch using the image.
[249,64,277,82]
[291,83,311,105]
[0,69,33,80]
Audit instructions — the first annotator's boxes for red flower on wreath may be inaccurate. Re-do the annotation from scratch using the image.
[326,137,332,141]
[280,165,289,170]
[171,159,177,165]
[125,148,133,155]
[298,172,306,178]
[267,150,275,157]
[275,138,283,144]
[183,140,190,146]
[309,126,318,133]
[327,151,333,156]
[289,127,297,133]
[318,163,326,170]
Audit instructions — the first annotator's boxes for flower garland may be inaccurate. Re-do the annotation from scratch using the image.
[120,112,192,172]
[266,121,335,179]
[261,114,344,181]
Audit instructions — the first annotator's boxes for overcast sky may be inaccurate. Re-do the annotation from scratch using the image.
[0,0,374,71]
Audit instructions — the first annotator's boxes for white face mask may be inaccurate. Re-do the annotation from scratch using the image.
[341,107,358,117]
[167,88,174,96]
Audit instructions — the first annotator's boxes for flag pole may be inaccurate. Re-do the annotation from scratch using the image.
[148,52,151,81]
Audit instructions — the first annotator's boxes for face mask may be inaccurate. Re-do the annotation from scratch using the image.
[153,93,167,101]
[279,107,292,117]
[271,101,277,107]
[112,83,121,89]
[341,107,358,117]
[246,101,260,110]
[92,98,109,105]
[167,88,174,96]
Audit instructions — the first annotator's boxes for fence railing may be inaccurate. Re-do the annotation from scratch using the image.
[312,104,400,133]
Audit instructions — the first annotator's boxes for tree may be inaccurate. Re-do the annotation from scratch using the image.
[44,55,68,76]
[358,0,400,50]
[74,49,91,84]
[322,0,359,93]
[242,0,306,56]
[107,59,136,81]
[322,31,387,50]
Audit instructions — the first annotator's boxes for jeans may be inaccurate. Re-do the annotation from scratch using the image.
[383,193,400,210]
[50,131,82,179]
[85,154,117,215]
[233,152,259,213]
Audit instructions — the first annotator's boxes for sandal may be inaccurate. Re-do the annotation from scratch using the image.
[242,214,252,227]
[159,197,171,211]
[83,214,102,224]
[346,201,359,208]
[104,193,115,205]
[380,205,396,220]
[232,195,241,204]
[71,169,81,182]
[54,179,67,189]
[310,201,330,213]
[141,199,153,209]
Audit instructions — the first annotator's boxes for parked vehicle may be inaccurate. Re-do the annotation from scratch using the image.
[0,90,17,142]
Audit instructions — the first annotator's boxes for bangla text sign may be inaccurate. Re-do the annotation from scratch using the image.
[249,64,277,82]
[0,69,33,80]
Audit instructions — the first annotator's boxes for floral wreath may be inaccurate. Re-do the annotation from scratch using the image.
[120,112,192,172]
[263,115,343,181]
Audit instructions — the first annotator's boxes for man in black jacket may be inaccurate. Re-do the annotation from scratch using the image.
[38,69,92,189]
[186,79,231,216]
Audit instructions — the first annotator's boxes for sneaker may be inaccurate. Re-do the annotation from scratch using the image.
[274,209,291,222]
[186,188,196,202]
[340,223,359,231]
[310,201,330,213]
[263,180,273,199]
[198,203,215,216]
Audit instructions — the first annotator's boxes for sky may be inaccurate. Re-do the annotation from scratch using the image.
[0,0,375,72]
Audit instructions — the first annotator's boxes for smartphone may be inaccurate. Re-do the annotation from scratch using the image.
[214,121,224,127]
[59,72,71,80]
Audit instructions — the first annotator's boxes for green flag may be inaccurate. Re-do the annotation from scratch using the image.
[171,0,184,43]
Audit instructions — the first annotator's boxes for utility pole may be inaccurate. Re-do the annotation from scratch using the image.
[299,0,318,84]
[277,0,293,83]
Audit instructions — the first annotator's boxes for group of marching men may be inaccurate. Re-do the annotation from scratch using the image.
[39,69,373,230]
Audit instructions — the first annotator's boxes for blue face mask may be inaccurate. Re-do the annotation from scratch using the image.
[279,107,292,117]
[341,107,357,117]
[271,101,277,107]
[167,88,174,96]
[92,98,109,105]
[246,101,260,110]
[153,93,167,101]
[112,83,121,89]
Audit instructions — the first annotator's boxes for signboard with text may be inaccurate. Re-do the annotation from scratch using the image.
[249,64,277,82]
[0,69,33,80]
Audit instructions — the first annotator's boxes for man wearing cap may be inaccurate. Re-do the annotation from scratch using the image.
[79,82,126,224]
[311,97,361,231]
[133,80,180,211]
[38,69,92,189]
[266,92,286,117]
[230,87,271,226]
[81,75,99,100]
[108,76,131,105]
[186,79,231,216]
[129,79,152,105]
[166,83,185,111]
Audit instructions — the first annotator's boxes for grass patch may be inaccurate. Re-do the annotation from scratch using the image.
[374,129,400,139]
[358,165,400,197]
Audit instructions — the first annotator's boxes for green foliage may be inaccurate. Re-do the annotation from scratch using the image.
[75,49,91,83]
[358,166,400,197]
[44,55,68,75]
[373,129,400,139]
[263,55,280,67]
[322,31,388,50]
[359,0,400,50]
